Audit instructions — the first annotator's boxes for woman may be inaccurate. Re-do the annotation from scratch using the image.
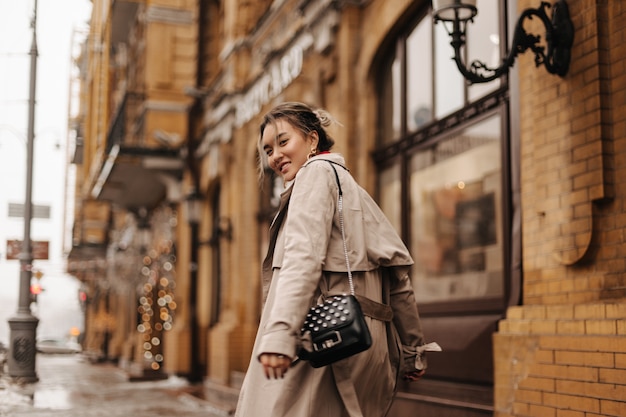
[235,102,427,417]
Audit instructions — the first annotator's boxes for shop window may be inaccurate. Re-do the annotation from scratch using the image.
[374,0,516,398]
[376,1,508,312]
[410,115,504,304]
[407,17,433,132]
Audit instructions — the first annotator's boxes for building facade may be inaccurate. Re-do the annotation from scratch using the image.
[67,0,626,415]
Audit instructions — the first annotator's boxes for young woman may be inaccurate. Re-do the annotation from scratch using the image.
[235,102,427,417]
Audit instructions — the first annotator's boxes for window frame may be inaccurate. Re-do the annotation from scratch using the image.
[373,3,515,318]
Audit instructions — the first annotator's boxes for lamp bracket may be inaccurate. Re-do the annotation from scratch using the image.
[436,0,574,84]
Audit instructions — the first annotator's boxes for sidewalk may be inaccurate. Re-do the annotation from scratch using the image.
[0,354,230,417]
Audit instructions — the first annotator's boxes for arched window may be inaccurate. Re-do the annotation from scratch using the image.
[375,0,519,411]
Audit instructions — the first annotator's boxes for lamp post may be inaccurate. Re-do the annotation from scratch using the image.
[7,0,39,382]
[185,190,202,383]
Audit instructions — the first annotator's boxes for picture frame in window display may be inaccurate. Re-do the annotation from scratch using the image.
[455,192,497,249]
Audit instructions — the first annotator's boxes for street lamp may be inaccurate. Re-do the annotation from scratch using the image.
[432,0,574,84]
[7,0,39,382]
[185,190,202,383]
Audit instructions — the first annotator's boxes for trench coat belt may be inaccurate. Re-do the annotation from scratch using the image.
[354,295,393,322]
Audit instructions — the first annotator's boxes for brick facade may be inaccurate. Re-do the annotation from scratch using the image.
[495,1,626,415]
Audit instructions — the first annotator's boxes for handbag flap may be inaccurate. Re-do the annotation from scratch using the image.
[301,295,361,337]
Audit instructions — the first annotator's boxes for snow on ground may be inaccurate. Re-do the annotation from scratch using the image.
[0,377,33,411]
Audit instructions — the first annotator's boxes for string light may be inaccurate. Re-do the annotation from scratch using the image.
[136,252,176,371]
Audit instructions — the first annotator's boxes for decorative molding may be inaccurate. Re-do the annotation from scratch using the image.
[234,37,310,128]
[199,0,339,153]
[143,100,189,113]
[145,6,193,26]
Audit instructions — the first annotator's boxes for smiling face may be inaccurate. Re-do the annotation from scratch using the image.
[261,119,319,182]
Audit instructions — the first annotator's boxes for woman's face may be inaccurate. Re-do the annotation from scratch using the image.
[261,119,318,182]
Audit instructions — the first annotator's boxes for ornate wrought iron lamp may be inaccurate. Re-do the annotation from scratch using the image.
[432,0,574,84]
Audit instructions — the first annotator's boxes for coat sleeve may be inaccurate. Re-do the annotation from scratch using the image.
[257,162,337,359]
[387,267,428,373]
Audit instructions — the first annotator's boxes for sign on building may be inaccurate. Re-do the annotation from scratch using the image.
[5,240,50,260]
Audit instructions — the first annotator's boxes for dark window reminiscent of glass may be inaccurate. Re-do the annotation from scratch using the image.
[406,18,433,132]
[467,0,502,101]
[374,0,517,406]
[376,2,507,310]
[410,115,504,303]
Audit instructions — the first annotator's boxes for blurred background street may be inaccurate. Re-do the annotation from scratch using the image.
[0,354,229,417]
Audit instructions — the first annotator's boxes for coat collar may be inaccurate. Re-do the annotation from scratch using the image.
[303,153,347,171]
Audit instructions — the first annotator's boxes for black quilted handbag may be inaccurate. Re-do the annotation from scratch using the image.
[298,161,372,368]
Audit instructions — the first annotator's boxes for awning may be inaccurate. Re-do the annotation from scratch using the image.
[91,148,183,211]
[67,244,107,278]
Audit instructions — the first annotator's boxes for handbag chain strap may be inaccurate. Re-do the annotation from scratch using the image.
[327,162,355,296]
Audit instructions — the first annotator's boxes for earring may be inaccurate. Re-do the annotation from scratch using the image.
[307,148,317,160]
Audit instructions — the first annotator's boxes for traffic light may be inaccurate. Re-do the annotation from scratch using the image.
[78,289,88,311]
[30,282,43,303]
[30,269,45,303]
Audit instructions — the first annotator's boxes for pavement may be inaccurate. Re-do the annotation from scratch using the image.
[0,353,231,417]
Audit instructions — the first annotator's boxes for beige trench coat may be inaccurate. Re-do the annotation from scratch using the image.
[235,154,425,417]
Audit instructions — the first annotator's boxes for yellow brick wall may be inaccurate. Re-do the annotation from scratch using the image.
[520,0,610,275]
[495,1,626,415]
[496,303,626,417]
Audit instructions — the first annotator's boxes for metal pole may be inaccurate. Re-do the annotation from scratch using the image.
[7,0,40,382]
[189,214,201,383]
